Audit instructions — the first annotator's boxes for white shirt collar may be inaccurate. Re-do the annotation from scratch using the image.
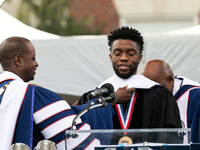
[172,78,182,96]
[98,74,160,91]
[0,71,24,82]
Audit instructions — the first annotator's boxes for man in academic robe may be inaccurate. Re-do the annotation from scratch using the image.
[140,59,200,143]
[79,27,182,144]
[0,36,114,150]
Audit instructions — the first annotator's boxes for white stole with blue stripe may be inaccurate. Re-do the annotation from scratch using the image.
[0,71,28,150]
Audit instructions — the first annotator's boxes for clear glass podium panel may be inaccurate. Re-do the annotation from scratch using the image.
[65,128,191,150]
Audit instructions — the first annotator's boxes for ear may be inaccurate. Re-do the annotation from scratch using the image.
[14,55,23,67]
[138,54,143,64]
[109,53,112,63]
[167,75,174,87]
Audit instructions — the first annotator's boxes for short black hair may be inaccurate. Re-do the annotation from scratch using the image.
[108,26,144,54]
[0,36,30,67]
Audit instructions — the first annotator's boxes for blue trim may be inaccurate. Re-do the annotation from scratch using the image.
[29,86,35,150]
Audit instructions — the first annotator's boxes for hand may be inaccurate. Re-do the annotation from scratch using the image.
[111,85,135,106]
[72,100,79,106]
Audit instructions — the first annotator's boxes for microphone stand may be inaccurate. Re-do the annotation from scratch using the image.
[71,99,107,138]
[64,98,107,150]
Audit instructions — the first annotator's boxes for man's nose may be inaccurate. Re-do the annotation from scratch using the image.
[35,61,39,67]
[120,53,128,61]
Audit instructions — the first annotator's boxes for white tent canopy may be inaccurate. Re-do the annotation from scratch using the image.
[143,34,200,80]
[0,8,60,42]
[31,36,112,97]
[142,25,200,82]
[163,25,200,35]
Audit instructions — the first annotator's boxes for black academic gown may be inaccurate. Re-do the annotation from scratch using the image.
[112,86,183,144]
[113,86,181,128]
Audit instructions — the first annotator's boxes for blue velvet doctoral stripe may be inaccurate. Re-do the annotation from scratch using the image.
[190,99,200,143]
[174,84,200,143]
[187,88,200,143]
[30,86,35,149]
[12,85,34,149]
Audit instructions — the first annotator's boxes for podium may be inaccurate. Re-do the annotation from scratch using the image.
[64,128,199,150]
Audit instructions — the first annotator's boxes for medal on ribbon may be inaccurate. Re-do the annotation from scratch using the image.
[118,135,133,145]
[115,90,138,145]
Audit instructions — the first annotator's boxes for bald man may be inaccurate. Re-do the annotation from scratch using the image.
[0,36,115,150]
[140,59,200,143]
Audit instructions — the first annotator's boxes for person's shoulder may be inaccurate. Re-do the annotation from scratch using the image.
[187,86,200,96]
[151,85,172,95]
[10,80,29,87]
[31,84,63,99]
[138,85,172,98]
[139,85,169,93]
[151,85,169,91]
[178,84,200,95]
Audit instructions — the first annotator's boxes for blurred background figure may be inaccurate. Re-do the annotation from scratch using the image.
[140,59,200,143]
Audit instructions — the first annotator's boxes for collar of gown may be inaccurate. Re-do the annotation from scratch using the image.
[0,71,23,82]
[98,74,160,92]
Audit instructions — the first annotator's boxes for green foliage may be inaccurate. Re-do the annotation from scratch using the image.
[17,0,102,36]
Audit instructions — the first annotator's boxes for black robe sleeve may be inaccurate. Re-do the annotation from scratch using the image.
[141,86,182,128]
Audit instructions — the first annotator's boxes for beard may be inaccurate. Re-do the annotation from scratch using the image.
[113,64,138,79]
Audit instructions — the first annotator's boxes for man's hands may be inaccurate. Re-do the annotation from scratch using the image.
[72,100,79,106]
[111,85,135,106]
[74,85,135,106]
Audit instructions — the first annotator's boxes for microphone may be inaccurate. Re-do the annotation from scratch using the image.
[93,93,119,104]
[88,83,114,99]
